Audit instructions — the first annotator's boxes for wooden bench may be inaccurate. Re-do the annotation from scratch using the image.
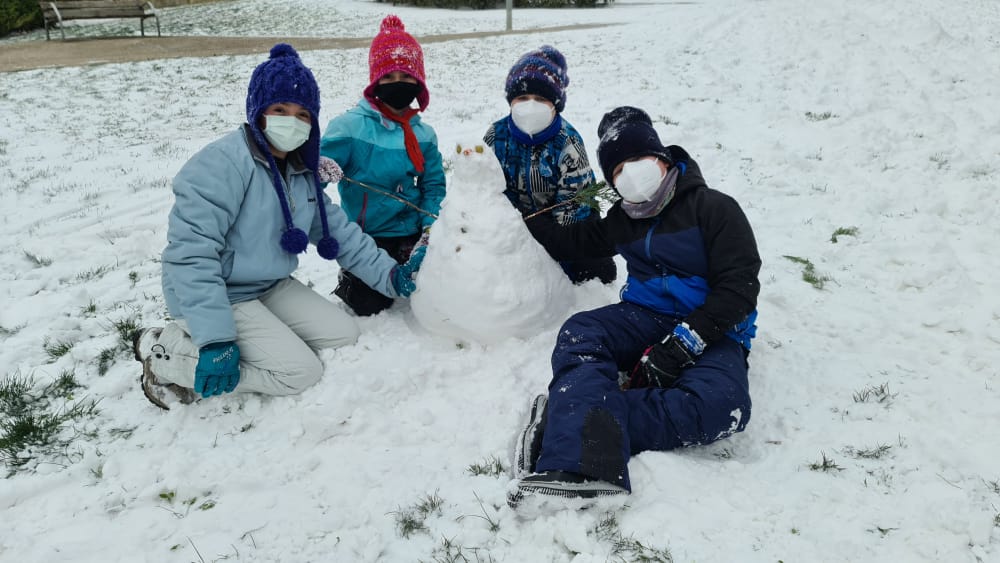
[38,0,161,40]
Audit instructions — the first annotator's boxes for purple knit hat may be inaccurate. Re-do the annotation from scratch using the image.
[505,45,569,113]
[246,43,338,260]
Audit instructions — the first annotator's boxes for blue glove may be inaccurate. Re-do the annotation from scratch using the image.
[632,322,705,389]
[391,243,427,298]
[195,341,240,398]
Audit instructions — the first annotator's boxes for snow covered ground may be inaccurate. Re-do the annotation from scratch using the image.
[1,0,999,561]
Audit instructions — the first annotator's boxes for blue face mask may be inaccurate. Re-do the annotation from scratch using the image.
[263,115,311,152]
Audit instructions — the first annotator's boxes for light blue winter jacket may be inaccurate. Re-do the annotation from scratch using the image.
[162,125,399,348]
[320,99,445,237]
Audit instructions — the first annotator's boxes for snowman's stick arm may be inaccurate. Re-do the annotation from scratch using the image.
[341,176,439,219]
[523,201,574,221]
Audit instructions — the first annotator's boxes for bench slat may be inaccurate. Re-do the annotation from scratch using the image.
[42,7,154,16]
[39,1,154,8]
[42,9,154,19]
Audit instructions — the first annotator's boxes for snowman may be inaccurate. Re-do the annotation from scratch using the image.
[409,144,574,345]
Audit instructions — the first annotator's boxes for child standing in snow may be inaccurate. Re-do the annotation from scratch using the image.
[508,107,761,507]
[132,44,426,410]
[484,45,616,284]
[320,15,446,317]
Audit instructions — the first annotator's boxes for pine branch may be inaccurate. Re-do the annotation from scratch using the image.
[523,180,618,221]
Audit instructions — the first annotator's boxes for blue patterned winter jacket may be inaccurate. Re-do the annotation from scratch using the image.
[484,116,594,226]
[162,125,399,348]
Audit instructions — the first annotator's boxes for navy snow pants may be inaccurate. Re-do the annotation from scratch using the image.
[534,301,751,491]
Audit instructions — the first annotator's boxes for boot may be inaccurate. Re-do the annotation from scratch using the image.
[132,327,196,410]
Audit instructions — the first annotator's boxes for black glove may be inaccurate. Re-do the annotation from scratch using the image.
[630,322,705,389]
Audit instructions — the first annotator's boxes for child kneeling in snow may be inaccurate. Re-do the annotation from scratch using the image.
[483,45,616,285]
[508,107,761,508]
[132,44,425,410]
[320,15,446,317]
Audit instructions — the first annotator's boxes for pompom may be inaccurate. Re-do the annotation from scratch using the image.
[317,236,339,260]
[380,15,404,33]
[270,43,299,59]
[280,228,309,254]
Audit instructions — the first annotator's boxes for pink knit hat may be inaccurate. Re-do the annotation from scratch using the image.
[363,15,429,111]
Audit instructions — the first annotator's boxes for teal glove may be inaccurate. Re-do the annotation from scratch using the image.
[391,243,427,298]
[195,341,240,398]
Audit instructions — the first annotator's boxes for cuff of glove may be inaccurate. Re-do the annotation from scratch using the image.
[200,341,236,352]
[669,322,705,356]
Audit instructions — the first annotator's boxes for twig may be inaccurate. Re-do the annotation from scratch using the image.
[936,473,963,490]
[523,200,574,221]
[188,537,206,563]
[341,176,438,219]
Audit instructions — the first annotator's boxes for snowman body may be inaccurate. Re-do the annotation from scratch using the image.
[410,145,574,344]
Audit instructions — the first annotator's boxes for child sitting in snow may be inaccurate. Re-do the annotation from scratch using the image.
[484,45,616,284]
[320,15,446,317]
[132,44,425,410]
[508,106,761,507]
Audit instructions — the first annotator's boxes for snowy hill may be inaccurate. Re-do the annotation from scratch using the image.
[1,0,998,561]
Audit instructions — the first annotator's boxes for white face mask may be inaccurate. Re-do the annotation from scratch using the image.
[263,115,312,152]
[614,158,667,203]
[510,99,555,136]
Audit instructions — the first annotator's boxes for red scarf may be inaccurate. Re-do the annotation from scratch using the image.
[377,103,425,173]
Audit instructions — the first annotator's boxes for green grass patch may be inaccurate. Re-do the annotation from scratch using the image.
[43,338,74,361]
[852,382,896,405]
[783,255,832,289]
[0,371,100,476]
[592,512,673,562]
[805,110,838,122]
[391,492,444,539]
[23,250,52,267]
[467,455,506,477]
[830,226,859,243]
[844,444,892,460]
[808,452,844,473]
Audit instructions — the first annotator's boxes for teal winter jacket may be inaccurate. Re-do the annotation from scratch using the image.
[162,125,399,348]
[320,99,446,237]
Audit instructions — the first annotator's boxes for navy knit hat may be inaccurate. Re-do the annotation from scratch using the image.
[505,45,569,113]
[246,43,338,260]
[596,106,673,187]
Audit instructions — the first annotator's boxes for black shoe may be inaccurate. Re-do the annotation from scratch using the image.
[513,394,547,478]
[507,470,628,509]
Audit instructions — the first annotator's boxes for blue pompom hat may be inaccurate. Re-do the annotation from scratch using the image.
[246,43,339,260]
[505,45,569,113]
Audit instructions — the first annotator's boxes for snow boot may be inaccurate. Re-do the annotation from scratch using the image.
[133,327,196,410]
[512,394,547,478]
[507,470,629,510]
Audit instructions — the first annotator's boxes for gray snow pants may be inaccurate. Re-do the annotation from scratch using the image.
[152,277,360,396]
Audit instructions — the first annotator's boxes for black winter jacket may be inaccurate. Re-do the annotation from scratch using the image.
[527,146,761,349]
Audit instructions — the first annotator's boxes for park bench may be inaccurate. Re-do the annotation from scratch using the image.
[38,0,161,40]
